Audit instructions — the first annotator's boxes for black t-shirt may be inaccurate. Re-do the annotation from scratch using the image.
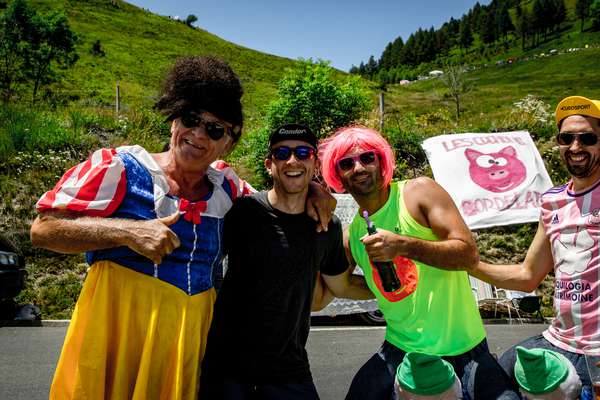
[205,191,348,384]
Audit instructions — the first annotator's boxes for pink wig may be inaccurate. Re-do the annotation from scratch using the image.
[319,125,395,193]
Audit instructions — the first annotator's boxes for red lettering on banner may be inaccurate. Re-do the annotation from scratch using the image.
[441,135,527,152]
[461,191,542,216]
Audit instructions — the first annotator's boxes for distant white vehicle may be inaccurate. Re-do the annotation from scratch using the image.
[399,79,411,85]
[429,70,444,77]
[549,49,558,55]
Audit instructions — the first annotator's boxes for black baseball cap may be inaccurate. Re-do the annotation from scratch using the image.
[269,123,317,149]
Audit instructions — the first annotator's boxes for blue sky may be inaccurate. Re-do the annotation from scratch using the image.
[129,0,489,72]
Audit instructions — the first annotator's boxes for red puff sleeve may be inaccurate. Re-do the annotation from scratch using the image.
[36,148,127,217]
[211,160,255,199]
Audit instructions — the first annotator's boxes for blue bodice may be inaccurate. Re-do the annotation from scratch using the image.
[87,151,231,295]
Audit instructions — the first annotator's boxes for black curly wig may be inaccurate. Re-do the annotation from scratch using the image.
[155,56,244,142]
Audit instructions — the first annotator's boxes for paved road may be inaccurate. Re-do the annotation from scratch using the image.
[0,323,547,400]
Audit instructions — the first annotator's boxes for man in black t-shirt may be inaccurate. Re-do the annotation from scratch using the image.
[201,124,374,400]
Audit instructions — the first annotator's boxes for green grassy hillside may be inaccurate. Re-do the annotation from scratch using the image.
[384,46,600,130]
[30,0,298,124]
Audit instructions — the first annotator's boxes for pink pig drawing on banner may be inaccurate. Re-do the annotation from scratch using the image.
[464,146,527,193]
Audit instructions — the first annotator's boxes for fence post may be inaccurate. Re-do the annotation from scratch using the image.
[379,92,385,131]
[115,81,121,117]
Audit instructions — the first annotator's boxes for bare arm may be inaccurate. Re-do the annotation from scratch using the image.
[30,211,181,265]
[322,228,373,300]
[470,219,554,292]
[362,177,479,271]
[321,268,374,300]
[312,229,374,310]
[311,272,336,311]
[305,181,337,233]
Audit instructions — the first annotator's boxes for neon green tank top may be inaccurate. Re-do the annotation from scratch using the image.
[348,181,485,355]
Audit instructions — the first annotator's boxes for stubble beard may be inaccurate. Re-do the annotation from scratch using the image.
[566,152,600,179]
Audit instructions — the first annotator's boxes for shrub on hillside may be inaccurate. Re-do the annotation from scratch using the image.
[539,140,570,185]
[0,0,78,103]
[0,106,109,162]
[15,256,87,319]
[239,127,271,190]
[117,107,170,152]
[385,128,429,180]
[502,95,555,140]
[266,59,372,137]
[245,59,373,189]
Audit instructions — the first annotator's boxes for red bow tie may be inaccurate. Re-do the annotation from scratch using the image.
[179,199,207,225]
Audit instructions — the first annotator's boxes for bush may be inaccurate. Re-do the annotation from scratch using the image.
[12,251,86,318]
[117,107,170,152]
[266,59,372,138]
[244,59,373,188]
[238,127,271,190]
[502,95,555,141]
[384,128,429,179]
[0,105,94,161]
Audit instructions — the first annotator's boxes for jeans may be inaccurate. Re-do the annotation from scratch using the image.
[499,334,591,398]
[345,339,521,400]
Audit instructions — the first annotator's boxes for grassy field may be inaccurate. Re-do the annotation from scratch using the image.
[384,46,600,130]
[28,0,300,126]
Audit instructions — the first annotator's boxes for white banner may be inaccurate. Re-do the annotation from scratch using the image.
[422,131,553,230]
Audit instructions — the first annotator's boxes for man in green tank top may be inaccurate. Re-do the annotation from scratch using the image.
[319,126,520,400]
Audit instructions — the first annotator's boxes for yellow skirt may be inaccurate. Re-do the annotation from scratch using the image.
[50,261,215,400]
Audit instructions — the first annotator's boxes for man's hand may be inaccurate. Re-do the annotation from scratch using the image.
[306,181,337,232]
[360,228,404,262]
[124,213,181,265]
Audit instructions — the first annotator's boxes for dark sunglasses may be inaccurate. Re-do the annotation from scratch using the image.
[556,132,599,146]
[270,145,315,161]
[337,151,377,171]
[170,111,230,141]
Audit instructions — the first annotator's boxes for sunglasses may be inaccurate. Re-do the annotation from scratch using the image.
[171,111,231,141]
[337,151,377,171]
[270,145,316,161]
[556,132,599,146]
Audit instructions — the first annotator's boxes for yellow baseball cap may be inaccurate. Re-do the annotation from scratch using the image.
[555,96,600,126]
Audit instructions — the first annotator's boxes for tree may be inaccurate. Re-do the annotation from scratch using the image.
[439,64,471,122]
[399,34,416,66]
[25,11,78,102]
[247,60,372,187]
[266,60,372,137]
[496,2,514,40]
[479,8,498,44]
[469,2,484,32]
[0,0,33,102]
[516,8,533,49]
[378,42,394,70]
[550,0,567,33]
[365,55,378,77]
[0,0,78,103]
[532,0,546,45]
[435,26,450,56]
[185,14,197,27]
[459,19,474,52]
[576,0,592,32]
[591,0,600,29]
[390,37,404,67]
